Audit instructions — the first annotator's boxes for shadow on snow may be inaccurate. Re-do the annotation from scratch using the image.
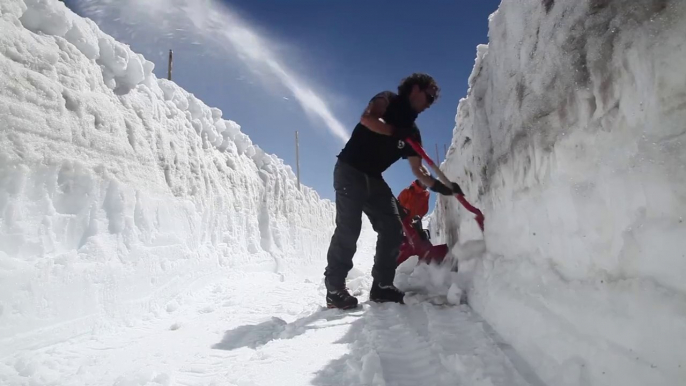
[212,306,363,351]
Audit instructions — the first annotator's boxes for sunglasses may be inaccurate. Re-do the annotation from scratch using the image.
[424,90,436,105]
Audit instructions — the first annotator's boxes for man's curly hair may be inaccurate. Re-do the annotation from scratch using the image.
[397,73,440,100]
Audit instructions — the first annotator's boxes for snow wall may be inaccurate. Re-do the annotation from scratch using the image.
[0,0,341,357]
[433,0,686,385]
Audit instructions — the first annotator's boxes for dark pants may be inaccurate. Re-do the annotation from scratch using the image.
[324,160,404,291]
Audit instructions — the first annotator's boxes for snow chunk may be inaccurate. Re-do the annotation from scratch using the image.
[468,44,488,88]
[113,370,172,386]
[97,34,146,92]
[446,283,462,305]
[0,0,27,18]
[360,351,386,386]
[64,17,100,60]
[20,0,72,37]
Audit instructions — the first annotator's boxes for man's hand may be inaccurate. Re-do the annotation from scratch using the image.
[450,182,464,196]
[429,180,453,196]
[430,180,464,196]
[408,157,464,196]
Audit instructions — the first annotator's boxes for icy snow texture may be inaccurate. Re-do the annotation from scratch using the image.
[0,0,338,357]
[433,0,686,385]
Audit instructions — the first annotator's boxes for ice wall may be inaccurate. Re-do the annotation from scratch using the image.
[434,0,686,385]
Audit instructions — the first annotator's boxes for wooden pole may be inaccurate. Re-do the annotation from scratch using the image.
[295,130,301,190]
[167,49,173,81]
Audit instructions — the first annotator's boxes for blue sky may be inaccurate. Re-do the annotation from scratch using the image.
[67,0,500,210]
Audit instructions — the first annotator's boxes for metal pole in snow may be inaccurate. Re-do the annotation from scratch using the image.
[444,144,447,156]
[435,143,440,164]
[295,130,301,190]
[168,49,173,81]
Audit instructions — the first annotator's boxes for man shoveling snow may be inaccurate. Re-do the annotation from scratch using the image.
[323,73,463,309]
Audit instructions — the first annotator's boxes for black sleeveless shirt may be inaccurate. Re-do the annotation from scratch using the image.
[337,91,422,178]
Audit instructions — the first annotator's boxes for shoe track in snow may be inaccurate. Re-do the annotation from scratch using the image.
[329,302,534,386]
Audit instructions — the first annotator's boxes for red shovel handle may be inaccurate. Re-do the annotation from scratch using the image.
[456,195,485,231]
[405,138,485,232]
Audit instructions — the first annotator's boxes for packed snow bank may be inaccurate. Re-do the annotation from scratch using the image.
[433,0,686,385]
[0,0,342,357]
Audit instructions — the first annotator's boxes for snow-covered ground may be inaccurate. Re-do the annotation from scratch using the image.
[0,1,544,385]
[1,261,541,386]
[433,0,686,385]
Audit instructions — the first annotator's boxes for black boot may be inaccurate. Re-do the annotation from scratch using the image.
[369,281,405,304]
[326,288,359,309]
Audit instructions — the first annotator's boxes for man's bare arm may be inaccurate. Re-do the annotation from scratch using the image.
[360,95,394,136]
